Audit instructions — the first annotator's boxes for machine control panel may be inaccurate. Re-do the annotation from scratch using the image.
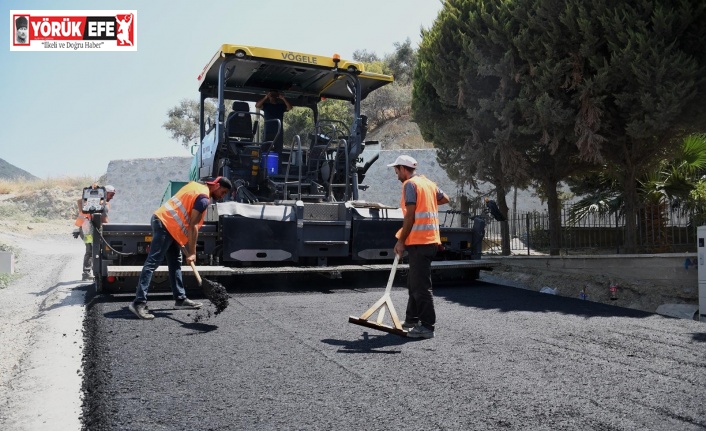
[81,186,108,213]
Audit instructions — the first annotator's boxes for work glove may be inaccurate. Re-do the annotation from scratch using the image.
[72,231,80,239]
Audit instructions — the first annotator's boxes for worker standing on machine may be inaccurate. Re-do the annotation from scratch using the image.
[74,184,116,281]
[389,155,449,339]
[255,90,292,156]
[128,176,232,320]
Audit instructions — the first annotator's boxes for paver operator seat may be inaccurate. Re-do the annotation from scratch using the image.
[226,101,255,142]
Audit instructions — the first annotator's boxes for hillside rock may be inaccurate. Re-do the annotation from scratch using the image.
[9,188,77,219]
[367,115,433,150]
[0,158,37,180]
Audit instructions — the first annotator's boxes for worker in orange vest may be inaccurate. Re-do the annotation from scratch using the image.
[389,155,449,339]
[74,184,115,281]
[129,176,232,320]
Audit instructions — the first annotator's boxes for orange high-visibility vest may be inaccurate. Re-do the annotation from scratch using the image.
[154,182,209,246]
[396,175,441,245]
[75,199,94,243]
[74,211,90,227]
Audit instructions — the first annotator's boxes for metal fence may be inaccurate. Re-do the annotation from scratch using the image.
[440,204,699,256]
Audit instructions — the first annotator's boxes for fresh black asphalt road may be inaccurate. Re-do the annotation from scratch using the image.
[82,275,706,431]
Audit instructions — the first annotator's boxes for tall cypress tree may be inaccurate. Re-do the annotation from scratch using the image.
[414,0,530,255]
[414,0,706,254]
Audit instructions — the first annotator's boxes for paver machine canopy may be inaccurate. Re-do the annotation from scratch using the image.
[193,44,394,203]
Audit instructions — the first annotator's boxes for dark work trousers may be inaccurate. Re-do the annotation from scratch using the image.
[83,243,92,276]
[134,215,187,303]
[405,244,438,329]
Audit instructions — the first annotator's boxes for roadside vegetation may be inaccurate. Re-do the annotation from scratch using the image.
[0,176,97,221]
[0,176,95,196]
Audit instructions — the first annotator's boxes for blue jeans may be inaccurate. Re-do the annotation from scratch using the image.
[134,215,187,303]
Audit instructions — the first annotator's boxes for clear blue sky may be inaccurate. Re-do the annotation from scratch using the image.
[1,0,443,179]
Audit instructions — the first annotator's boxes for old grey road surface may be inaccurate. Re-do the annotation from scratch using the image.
[83,276,706,430]
[0,233,85,431]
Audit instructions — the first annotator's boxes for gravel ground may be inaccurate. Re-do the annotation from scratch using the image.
[0,229,86,431]
[83,274,706,431]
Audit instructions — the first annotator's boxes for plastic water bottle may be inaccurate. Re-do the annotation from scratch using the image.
[579,286,588,300]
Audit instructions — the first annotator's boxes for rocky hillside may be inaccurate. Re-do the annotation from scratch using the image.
[367,115,434,150]
[0,193,75,233]
[0,179,90,236]
[0,158,37,180]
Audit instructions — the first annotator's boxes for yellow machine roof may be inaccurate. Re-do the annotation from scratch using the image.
[197,44,394,106]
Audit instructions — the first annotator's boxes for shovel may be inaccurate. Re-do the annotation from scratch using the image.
[181,247,229,315]
[181,246,208,291]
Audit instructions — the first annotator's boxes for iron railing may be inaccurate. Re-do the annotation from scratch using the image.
[440,204,699,256]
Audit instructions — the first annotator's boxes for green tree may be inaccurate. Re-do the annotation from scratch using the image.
[414,0,706,254]
[567,0,706,252]
[352,49,380,64]
[358,41,417,129]
[164,97,354,153]
[414,0,535,255]
[569,133,706,251]
[281,100,353,147]
[384,38,417,84]
[162,99,217,149]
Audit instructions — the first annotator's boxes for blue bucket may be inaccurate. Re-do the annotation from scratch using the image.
[261,153,279,175]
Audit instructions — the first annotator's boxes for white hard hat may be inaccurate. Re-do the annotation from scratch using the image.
[105,185,115,193]
[387,155,418,169]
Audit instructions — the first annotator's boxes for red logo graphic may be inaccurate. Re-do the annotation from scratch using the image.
[10,11,137,51]
[115,13,134,46]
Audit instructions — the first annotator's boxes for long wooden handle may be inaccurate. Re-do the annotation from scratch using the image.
[181,246,202,286]
[383,254,399,296]
[188,260,202,286]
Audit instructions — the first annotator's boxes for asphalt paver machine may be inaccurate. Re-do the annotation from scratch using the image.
[93,44,498,293]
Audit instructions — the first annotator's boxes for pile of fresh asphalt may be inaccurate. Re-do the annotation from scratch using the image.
[80,274,706,430]
[202,278,229,315]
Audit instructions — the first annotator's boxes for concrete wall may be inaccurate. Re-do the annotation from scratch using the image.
[0,251,14,274]
[496,253,699,300]
[358,149,547,212]
[106,157,191,223]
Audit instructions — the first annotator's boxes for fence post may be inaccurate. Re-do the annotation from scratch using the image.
[615,212,620,254]
[526,213,530,255]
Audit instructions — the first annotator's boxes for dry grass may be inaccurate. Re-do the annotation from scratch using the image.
[0,176,96,196]
[0,175,102,230]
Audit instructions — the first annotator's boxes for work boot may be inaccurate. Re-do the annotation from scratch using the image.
[175,298,202,309]
[82,273,93,281]
[129,302,154,320]
[407,325,434,339]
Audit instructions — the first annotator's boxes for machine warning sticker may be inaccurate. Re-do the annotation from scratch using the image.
[10,10,137,51]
